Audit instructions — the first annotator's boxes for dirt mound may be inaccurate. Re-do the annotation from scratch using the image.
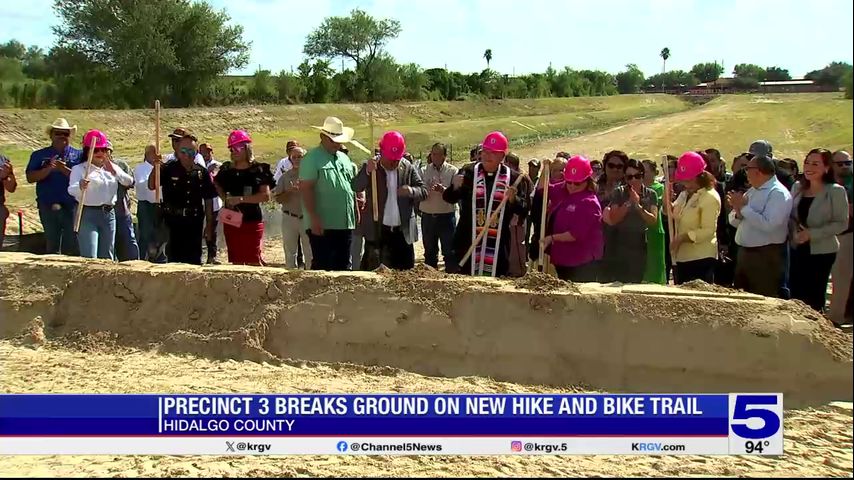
[0,252,851,407]
[680,279,739,294]
[512,271,577,293]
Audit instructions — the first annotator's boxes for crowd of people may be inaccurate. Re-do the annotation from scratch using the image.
[0,116,852,327]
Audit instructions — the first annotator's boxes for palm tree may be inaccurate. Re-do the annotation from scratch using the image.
[660,47,671,74]
[484,49,493,69]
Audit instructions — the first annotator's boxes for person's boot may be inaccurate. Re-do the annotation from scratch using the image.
[207,253,221,265]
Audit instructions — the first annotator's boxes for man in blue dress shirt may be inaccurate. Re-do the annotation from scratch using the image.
[25,118,82,255]
[727,154,793,298]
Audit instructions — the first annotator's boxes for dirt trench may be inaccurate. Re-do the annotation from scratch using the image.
[0,252,850,407]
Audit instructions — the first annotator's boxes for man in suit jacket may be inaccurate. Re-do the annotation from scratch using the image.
[352,131,427,270]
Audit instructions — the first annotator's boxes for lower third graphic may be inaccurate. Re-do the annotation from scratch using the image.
[336,441,349,452]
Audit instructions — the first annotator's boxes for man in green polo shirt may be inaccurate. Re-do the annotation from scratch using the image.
[300,116,359,270]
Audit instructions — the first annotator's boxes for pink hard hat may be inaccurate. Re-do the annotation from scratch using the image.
[482,131,509,153]
[82,129,109,149]
[379,131,406,161]
[674,151,707,181]
[227,130,252,149]
[564,155,593,183]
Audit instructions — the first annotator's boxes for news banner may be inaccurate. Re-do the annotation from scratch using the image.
[0,393,782,455]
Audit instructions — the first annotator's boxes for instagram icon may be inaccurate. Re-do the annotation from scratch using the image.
[511,441,523,452]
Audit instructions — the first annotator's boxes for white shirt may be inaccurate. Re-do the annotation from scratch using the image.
[133,162,160,203]
[165,152,206,168]
[68,161,133,207]
[420,161,458,214]
[383,167,401,227]
[273,157,294,183]
[205,159,224,212]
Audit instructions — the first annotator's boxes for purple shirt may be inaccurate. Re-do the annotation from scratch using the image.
[547,184,604,267]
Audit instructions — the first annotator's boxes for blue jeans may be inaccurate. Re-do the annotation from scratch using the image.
[78,206,116,260]
[137,201,167,263]
[38,202,79,255]
[421,212,456,271]
[115,213,140,261]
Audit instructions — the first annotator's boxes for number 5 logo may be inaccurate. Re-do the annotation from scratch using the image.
[730,395,781,439]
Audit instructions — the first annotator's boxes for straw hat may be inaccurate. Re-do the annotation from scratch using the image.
[311,117,355,143]
[46,118,77,137]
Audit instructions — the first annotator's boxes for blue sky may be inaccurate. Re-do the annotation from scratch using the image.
[2,0,852,78]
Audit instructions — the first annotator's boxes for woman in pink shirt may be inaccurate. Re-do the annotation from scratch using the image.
[540,155,604,282]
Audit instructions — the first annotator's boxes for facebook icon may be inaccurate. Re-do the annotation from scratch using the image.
[336,441,348,452]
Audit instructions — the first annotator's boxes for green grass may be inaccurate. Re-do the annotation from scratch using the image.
[518,93,853,166]
[0,94,689,162]
[3,92,851,218]
[0,95,689,213]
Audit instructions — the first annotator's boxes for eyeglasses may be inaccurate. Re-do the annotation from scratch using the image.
[229,144,247,153]
[606,163,624,170]
[835,160,853,167]
[52,131,70,138]
[626,173,644,180]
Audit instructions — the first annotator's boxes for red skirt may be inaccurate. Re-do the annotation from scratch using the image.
[224,221,264,266]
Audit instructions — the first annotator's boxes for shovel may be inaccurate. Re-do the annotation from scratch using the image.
[360,109,383,270]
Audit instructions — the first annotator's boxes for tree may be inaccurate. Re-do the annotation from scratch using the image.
[615,64,645,94]
[731,77,760,90]
[399,63,428,100]
[0,57,25,82]
[845,70,852,99]
[483,49,493,69]
[524,73,551,98]
[297,60,334,103]
[733,63,766,82]
[250,68,275,103]
[0,40,26,60]
[52,0,249,107]
[764,66,791,82]
[579,70,617,96]
[806,61,853,88]
[646,70,698,90]
[22,46,50,79]
[690,62,723,83]
[276,71,306,104]
[660,47,671,74]
[304,9,401,102]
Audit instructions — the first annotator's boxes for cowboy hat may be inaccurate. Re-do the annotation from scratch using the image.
[311,117,355,144]
[46,118,77,137]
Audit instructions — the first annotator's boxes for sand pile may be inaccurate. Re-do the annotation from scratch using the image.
[0,252,851,407]
[512,271,577,293]
[680,279,740,294]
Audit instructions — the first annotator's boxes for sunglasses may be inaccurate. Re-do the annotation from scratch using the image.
[606,163,624,169]
[180,147,197,156]
[52,131,70,138]
[93,147,109,153]
[626,173,644,180]
[229,144,247,153]
[568,180,587,186]
[835,160,853,167]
